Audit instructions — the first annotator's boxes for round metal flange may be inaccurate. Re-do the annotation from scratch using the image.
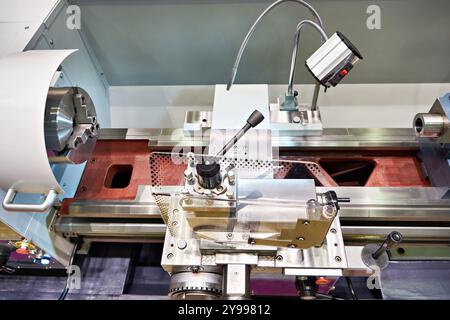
[44,88,76,152]
[169,271,223,300]
[361,243,389,270]
[413,113,444,138]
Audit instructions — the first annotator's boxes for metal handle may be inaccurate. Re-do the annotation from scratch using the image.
[215,109,265,157]
[372,231,403,260]
[2,188,58,212]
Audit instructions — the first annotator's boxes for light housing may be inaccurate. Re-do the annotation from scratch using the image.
[305,31,363,87]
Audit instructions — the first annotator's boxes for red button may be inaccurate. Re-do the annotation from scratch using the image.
[340,69,348,77]
[16,247,29,255]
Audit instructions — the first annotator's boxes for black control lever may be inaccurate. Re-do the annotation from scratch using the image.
[215,109,265,158]
[361,231,403,270]
[372,231,403,260]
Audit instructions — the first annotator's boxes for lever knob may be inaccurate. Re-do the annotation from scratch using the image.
[246,109,264,128]
[214,109,264,158]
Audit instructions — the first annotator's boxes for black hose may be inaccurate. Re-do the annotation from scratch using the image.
[346,276,358,300]
[58,241,79,300]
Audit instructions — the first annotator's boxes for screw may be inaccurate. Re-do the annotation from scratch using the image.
[335,256,342,262]
[323,205,335,218]
[330,228,337,234]
[177,239,187,250]
[303,220,310,225]
[289,244,297,248]
[276,255,283,261]
[226,233,233,240]
[191,266,200,273]
[167,253,174,260]
[293,116,301,123]
[296,237,305,241]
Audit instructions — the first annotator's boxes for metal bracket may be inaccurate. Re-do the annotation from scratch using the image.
[252,218,333,249]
